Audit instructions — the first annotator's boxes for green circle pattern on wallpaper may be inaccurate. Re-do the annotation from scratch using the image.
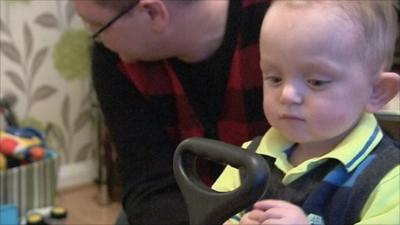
[53,29,91,80]
[19,117,46,133]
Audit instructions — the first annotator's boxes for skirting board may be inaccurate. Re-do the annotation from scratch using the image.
[57,160,98,189]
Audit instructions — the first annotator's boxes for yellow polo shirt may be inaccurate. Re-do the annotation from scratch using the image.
[212,113,399,224]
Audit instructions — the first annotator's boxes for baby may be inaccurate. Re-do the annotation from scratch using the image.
[213,1,400,225]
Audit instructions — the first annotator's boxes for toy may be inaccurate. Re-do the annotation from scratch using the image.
[0,205,19,225]
[29,146,46,161]
[173,137,269,225]
[0,127,47,165]
[0,131,42,156]
[23,206,68,225]
[0,153,6,171]
[0,96,18,127]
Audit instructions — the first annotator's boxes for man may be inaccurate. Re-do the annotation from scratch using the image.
[73,0,271,224]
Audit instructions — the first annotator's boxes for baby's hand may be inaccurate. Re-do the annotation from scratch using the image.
[239,209,266,225]
[252,199,310,225]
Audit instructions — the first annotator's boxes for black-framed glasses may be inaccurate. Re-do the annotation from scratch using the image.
[91,0,139,41]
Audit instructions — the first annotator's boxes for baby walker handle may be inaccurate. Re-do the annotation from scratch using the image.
[173,137,269,225]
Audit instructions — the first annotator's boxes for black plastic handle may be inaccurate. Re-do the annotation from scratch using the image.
[173,137,269,225]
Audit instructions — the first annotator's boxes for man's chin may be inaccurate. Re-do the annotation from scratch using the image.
[118,53,137,63]
[118,53,163,63]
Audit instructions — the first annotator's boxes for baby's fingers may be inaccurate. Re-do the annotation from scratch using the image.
[240,209,264,224]
[254,199,292,210]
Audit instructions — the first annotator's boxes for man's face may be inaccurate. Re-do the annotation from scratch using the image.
[73,0,157,62]
[259,2,374,148]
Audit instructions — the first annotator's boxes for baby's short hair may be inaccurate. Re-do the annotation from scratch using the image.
[335,0,399,74]
[275,0,399,76]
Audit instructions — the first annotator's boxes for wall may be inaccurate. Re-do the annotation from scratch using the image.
[382,36,400,115]
[0,0,98,188]
[1,0,399,189]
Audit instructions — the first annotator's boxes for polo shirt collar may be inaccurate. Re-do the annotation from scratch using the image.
[256,113,383,173]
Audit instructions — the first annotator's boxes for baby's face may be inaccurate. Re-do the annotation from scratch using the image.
[259,2,373,147]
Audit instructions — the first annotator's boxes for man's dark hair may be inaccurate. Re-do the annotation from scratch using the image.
[94,0,194,11]
[94,0,136,11]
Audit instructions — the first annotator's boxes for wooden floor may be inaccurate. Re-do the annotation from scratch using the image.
[55,183,121,225]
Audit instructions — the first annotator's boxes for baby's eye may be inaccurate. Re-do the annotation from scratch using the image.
[264,76,282,86]
[307,79,331,88]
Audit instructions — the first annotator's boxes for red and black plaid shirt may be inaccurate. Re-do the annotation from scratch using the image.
[119,0,271,184]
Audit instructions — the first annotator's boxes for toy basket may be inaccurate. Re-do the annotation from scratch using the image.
[0,97,61,214]
[0,150,60,214]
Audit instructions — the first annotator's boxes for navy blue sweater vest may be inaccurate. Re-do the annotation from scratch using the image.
[245,134,399,225]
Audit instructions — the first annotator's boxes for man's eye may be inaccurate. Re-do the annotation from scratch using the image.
[307,79,331,87]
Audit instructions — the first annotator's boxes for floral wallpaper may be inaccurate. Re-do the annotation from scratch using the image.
[386,38,400,114]
[0,0,99,165]
[1,0,398,169]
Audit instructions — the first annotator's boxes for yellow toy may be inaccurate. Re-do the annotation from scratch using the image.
[0,153,6,171]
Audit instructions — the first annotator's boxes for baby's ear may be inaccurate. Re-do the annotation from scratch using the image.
[366,72,400,113]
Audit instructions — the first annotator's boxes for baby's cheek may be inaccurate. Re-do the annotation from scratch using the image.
[263,100,275,119]
[316,110,354,135]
